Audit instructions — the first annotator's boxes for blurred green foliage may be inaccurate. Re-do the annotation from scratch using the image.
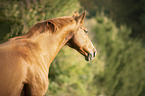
[0,0,80,42]
[79,0,145,39]
[0,0,145,96]
[47,47,101,96]
[94,14,145,96]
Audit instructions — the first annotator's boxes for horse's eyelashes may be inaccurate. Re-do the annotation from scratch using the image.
[80,27,88,34]
[84,30,88,33]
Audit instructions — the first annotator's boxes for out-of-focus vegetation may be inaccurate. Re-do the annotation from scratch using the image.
[0,0,79,42]
[94,14,145,96]
[80,0,145,39]
[0,0,145,96]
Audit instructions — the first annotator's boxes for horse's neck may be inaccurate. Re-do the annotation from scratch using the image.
[31,28,74,67]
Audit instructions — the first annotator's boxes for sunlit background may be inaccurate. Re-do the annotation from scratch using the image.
[0,0,145,96]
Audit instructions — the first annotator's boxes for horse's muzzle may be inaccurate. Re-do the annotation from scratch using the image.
[85,50,97,61]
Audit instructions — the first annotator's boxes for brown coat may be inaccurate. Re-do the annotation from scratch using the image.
[0,11,97,96]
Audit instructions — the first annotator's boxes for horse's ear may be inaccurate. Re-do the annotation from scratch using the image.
[47,21,57,32]
[75,11,86,24]
[73,11,80,17]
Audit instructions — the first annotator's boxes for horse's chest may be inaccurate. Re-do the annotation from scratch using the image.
[25,66,49,93]
[27,64,48,82]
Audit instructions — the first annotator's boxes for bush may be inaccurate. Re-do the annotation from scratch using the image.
[93,14,145,96]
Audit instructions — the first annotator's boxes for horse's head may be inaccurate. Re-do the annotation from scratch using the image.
[67,11,97,61]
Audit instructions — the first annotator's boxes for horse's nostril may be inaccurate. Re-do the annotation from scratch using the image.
[94,52,95,57]
[94,51,97,57]
[85,52,96,61]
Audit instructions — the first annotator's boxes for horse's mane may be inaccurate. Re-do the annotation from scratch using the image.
[25,17,74,38]
[9,16,75,40]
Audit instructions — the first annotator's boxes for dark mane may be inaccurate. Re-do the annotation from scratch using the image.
[25,17,75,38]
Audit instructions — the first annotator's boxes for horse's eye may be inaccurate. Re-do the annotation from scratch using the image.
[84,30,88,33]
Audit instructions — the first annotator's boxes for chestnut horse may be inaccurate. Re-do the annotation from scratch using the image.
[0,11,97,96]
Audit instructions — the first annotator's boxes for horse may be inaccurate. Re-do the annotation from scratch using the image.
[0,11,97,96]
